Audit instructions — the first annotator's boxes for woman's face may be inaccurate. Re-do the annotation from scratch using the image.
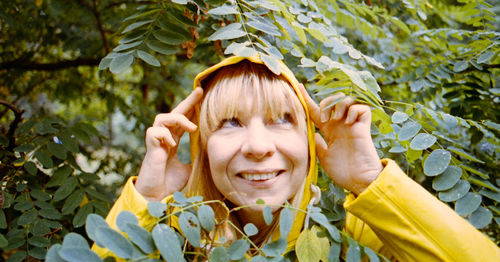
[206,94,308,211]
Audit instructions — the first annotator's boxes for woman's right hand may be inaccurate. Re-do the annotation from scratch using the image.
[135,87,204,202]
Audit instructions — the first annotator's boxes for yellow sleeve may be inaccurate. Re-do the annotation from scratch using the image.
[344,159,500,262]
[91,177,172,259]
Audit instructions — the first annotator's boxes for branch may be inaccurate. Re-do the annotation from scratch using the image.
[0,100,24,149]
[0,58,101,71]
[104,0,155,9]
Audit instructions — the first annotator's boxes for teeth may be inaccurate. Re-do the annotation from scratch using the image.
[241,172,279,181]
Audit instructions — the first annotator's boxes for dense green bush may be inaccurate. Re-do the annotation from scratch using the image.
[1,0,498,261]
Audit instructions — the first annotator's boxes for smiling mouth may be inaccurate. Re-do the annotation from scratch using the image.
[238,171,284,181]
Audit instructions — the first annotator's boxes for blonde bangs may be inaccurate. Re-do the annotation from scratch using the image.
[199,61,306,145]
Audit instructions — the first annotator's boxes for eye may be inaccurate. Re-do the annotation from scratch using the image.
[220,118,242,128]
[274,113,294,126]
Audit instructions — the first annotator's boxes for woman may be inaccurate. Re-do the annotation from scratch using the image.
[94,55,499,261]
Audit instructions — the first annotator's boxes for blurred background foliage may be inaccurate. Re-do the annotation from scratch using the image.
[0,0,499,261]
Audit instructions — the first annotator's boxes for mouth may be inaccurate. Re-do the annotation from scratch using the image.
[238,170,285,182]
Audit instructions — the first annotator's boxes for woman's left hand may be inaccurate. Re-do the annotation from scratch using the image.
[299,84,383,195]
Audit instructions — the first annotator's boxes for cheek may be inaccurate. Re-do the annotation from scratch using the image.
[206,135,239,176]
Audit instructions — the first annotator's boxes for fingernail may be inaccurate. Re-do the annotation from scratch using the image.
[333,110,340,120]
[321,111,328,123]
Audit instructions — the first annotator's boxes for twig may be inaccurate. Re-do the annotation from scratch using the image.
[0,99,24,149]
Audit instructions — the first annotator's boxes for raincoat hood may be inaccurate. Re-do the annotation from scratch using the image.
[190,54,318,248]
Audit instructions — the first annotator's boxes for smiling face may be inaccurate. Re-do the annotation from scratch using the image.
[199,61,309,213]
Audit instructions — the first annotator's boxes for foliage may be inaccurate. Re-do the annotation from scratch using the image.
[1,0,499,261]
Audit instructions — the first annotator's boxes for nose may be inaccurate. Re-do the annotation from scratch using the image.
[241,118,275,160]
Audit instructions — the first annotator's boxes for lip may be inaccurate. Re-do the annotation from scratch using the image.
[236,169,285,188]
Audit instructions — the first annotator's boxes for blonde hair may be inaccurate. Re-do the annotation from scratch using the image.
[184,61,308,246]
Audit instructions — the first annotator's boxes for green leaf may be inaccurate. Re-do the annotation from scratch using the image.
[0,210,7,229]
[173,191,188,204]
[178,211,201,247]
[477,51,494,64]
[197,205,215,232]
[447,146,484,164]
[18,209,37,225]
[424,149,451,176]
[30,189,51,201]
[28,236,50,247]
[95,227,133,259]
[73,203,93,228]
[295,228,322,262]
[122,20,154,34]
[398,122,421,141]
[243,223,258,237]
[209,246,230,262]
[328,241,341,261]
[146,40,178,55]
[439,180,470,202]
[110,53,134,74]
[479,189,500,202]
[152,224,185,262]
[124,223,155,254]
[455,192,481,216]
[469,207,493,229]
[263,206,273,225]
[461,165,489,179]
[32,219,51,235]
[47,141,67,160]
[48,165,72,187]
[389,146,407,153]
[86,214,109,247]
[208,23,246,41]
[309,212,341,242]
[62,190,84,214]
[261,53,281,75]
[63,233,89,249]
[391,111,408,124]
[453,61,468,72]
[24,161,37,175]
[432,166,462,191]
[35,150,53,168]
[363,247,380,262]
[59,248,102,262]
[247,20,281,36]
[137,50,160,67]
[410,133,437,150]
[7,251,27,262]
[113,40,142,52]
[39,207,62,219]
[14,200,33,211]
[207,5,238,15]
[54,176,78,201]
[154,29,190,45]
[147,202,167,217]
[262,238,287,257]
[14,144,35,152]
[227,239,250,260]
[468,177,500,192]
[0,234,7,248]
[46,244,65,262]
[279,207,293,239]
[116,211,139,232]
[346,242,361,262]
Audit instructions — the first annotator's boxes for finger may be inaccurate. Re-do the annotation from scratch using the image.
[345,104,371,125]
[146,127,176,147]
[319,93,346,123]
[314,132,328,160]
[171,87,204,115]
[153,113,197,132]
[298,84,321,125]
[332,96,355,121]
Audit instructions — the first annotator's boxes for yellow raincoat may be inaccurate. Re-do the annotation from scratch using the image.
[93,55,500,261]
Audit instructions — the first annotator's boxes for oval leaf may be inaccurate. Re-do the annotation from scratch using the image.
[439,180,470,202]
[124,223,155,254]
[398,122,421,141]
[227,239,250,260]
[197,205,215,232]
[424,149,451,176]
[262,206,273,225]
[455,192,481,216]
[410,133,437,150]
[208,23,246,41]
[209,246,230,262]
[58,248,102,262]
[178,212,201,247]
[391,111,408,124]
[86,214,109,247]
[110,53,134,74]
[453,61,468,72]
[152,224,185,262]
[279,207,293,239]
[147,202,167,218]
[469,207,493,229]
[137,50,160,66]
[62,233,89,249]
[432,166,462,191]
[116,211,139,232]
[243,223,258,237]
[95,227,133,259]
[295,229,322,262]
